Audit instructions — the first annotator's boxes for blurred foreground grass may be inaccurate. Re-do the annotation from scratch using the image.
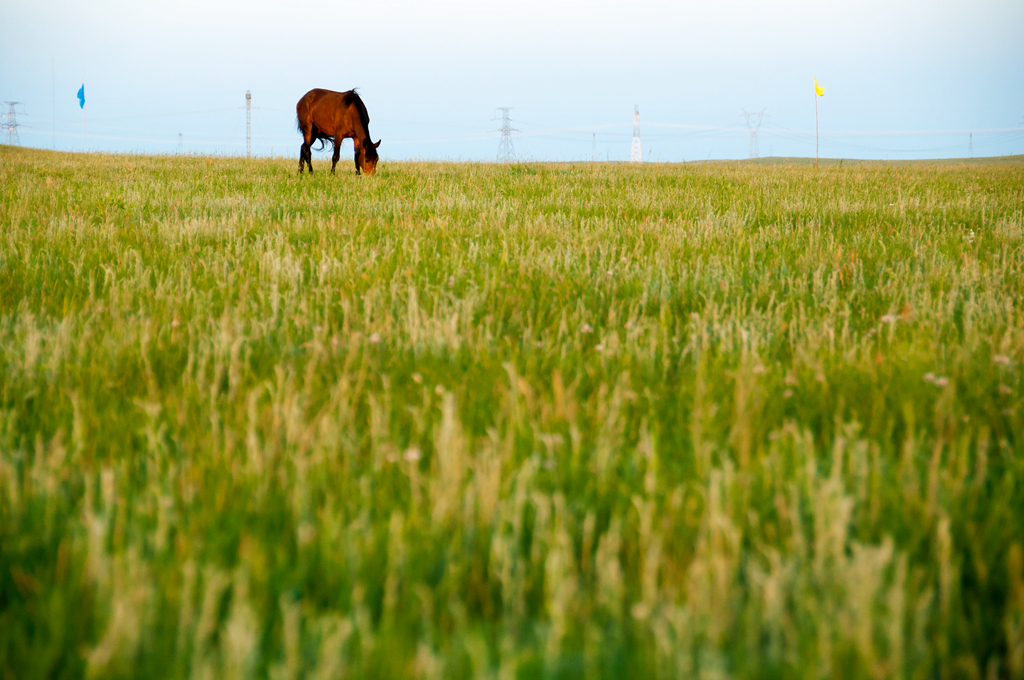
[1,146,1024,679]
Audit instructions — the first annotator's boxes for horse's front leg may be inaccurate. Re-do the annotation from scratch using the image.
[331,137,342,174]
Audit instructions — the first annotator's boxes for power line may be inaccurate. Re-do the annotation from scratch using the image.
[48,106,244,124]
[10,99,1024,159]
[630,105,642,163]
[494,107,516,163]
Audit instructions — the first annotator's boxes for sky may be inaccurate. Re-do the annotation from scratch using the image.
[1,0,1023,162]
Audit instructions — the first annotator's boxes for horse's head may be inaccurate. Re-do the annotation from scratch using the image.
[358,138,382,175]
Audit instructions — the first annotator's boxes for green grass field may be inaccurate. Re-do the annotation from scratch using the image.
[1,145,1023,680]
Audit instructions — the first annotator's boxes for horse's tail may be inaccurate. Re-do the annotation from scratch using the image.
[298,113,332,152]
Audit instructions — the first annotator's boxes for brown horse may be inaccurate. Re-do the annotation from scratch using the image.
[296,88,381,175]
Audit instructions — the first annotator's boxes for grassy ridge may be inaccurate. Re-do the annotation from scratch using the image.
[1,146,1023,679]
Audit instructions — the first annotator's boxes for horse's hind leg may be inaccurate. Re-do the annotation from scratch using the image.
[299,125,316,174]
[298,122,310,173]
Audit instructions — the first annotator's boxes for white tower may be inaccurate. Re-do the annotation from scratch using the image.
[630,105,642,163]
[245,90,251,159]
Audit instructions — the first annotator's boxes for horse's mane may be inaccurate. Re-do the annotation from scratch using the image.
[343,89,370,130]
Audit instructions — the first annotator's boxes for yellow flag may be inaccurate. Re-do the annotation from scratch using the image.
[814,76,825,97]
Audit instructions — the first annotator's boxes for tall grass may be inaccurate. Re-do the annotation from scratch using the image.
[1,146,1023,679]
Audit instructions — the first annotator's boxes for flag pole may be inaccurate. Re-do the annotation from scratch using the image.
[78,84,87,152]
[813,76,824,167]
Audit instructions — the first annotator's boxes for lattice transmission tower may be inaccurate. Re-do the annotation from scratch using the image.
[2,102,25,146]
[245,90,251,159]
[495,107,516,163]
[630,105,642,163]
[741,108,768,159]
[592,132,597,162]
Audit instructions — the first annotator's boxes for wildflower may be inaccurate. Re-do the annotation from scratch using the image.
[368,332,381,344]
[297,524,316,545]
[934,376,950,387]
[595,343,604,352]
[923,372,936,383]
[994,354,1011,367]
[412,373,423,384]
[331,335,340,348]
[403,447,422,462]
[881,314,896,324]
[580,323,593,334]
[631,602,651,620]
[783,389,794,398]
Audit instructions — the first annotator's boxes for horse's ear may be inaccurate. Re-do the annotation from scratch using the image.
[374,139,381,148]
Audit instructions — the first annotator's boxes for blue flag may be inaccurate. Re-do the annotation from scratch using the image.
[77,85,85,109]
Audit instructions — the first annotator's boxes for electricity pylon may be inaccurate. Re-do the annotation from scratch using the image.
[495,107,516,163]
[2,102,25,146]
[741,108,768,159]
[630,105,642,163]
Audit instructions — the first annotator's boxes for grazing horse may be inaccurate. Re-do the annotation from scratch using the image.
[296,88,381,175]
